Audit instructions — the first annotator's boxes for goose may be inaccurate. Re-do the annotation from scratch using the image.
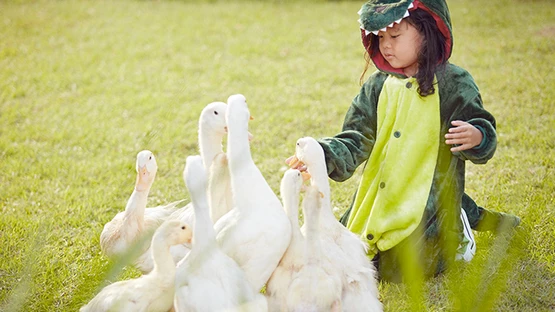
[289,137,382,311]
[100,150,189,273]
[213,94,292,292]
[174,155,268,312]
[82,219,192,312]
[265,169,309,311]
[286,184,342,312]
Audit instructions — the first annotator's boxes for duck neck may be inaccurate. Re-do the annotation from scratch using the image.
[207,155,232,223]
[308,164,333,219]
[226,119,252,170]
[192,191,217,250]
[284,189,302,240]
[199,127,224,170]
[302,192,322,264]
[150,236,176,281]
[123,176,151,226]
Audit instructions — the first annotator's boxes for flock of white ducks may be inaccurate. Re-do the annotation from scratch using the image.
[84,94,383,311]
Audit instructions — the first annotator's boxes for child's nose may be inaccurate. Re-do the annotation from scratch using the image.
[382,38,392,49]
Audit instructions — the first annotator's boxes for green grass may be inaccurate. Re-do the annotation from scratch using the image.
[1,0,554,311]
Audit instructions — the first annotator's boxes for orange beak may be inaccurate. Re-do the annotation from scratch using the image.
[288,156,303,169]
[139,165,148,177]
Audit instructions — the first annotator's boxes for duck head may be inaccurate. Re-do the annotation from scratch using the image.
[280,169,312,200]
[183,155,208,199]
[156,219,193,245]
[199,101,228,138]
[289,137,325,169]
[226,94,252,126]
[135,150,158,191]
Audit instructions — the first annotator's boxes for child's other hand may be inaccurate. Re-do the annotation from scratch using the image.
[285,155,307,172]
[445,120,483,152]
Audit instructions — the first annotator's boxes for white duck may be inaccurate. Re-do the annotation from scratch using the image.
[100,150,189,273]
[213,94,292,292]
[169,101,233,229]
[265,169,309,311]
[286,184,343,312]
[289,137,382,311]
[200,101,253,223]
[174,155,268,312]
[82,219,192,312]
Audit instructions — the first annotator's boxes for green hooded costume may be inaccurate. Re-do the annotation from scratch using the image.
[316,0,500,282]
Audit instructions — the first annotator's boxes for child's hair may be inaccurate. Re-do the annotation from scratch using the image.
[360,9,448,97]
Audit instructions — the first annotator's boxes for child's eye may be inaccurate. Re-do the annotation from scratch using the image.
[391,35,400,39]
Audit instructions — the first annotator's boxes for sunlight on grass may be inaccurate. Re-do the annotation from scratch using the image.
[1,0,554,311]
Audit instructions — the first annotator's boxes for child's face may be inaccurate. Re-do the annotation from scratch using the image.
[377,19,423,77]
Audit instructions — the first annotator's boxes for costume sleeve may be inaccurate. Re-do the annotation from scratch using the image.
[440,65,497,164]
[317,71,387,182]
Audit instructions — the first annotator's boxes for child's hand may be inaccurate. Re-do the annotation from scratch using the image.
[445,120,483,152]
[285,155,307,172]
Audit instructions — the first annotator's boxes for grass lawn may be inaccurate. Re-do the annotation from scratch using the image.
[1,0,554,311]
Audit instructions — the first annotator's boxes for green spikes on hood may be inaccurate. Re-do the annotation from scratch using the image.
[358,0,415,35]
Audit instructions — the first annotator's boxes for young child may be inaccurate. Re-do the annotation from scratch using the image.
[289,0,520,282]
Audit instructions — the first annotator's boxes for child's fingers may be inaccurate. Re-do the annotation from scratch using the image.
[285,155,307,171]
[451,120,468,127]
[448,126,465,133]
[448,123,474,134]
[285,155,295,165]
[447,121,482,152]
[445,131,467,139]
[446,138,467,145]
[446,135,472,146]
[450,143,473,152]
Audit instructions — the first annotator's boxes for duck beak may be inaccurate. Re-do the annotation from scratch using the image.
[249,116,254,120]
[288,156,303,169]
[135,165,150,190]
[301,171,311,181]
[139,165,148,177]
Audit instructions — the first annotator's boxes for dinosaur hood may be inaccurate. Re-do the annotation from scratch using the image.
[358,0,453,76]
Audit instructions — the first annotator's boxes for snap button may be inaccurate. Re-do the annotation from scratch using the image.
[394,131,401,138]
[366,233,374,240]
[379,182,385,188]
[406,81,412,88]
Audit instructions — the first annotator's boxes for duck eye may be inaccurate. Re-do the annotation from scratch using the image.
[181,226,186,230]
[149,156,152,160]
[214,111,219,115]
